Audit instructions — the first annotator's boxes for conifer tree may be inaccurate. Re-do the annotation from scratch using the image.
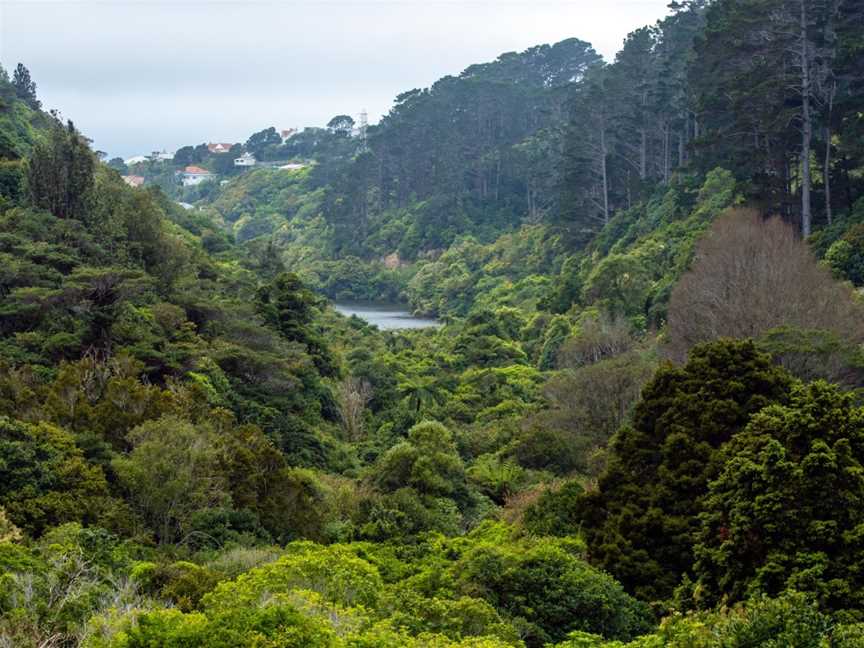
[11,63,39,109]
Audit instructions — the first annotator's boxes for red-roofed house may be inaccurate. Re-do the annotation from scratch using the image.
[207,142,233,154]
[178,165,215,187]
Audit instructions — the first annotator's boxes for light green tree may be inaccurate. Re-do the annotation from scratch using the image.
[113,416,229,544]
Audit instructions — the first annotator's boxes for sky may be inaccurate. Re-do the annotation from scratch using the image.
[0,0,672,159]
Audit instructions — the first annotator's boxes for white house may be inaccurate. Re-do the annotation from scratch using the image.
[149,150,174,162]
[178,165,215,187]
[234,152,256,167]
[279,162,306,171]
[124,155,149,166]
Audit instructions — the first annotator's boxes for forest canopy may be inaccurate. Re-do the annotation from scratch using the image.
[1,0,864,644]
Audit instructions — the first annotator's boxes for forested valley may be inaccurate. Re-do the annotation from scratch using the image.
[1,0,864,645]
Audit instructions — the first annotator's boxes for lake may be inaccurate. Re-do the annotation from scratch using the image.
[333,301,440,330]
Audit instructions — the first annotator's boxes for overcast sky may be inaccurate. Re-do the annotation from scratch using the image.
[0,0,672,158]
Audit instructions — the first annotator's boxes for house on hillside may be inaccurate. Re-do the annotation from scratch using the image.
[234,152,256,167]
[122,175,145,188]
[124,155,149,166]
[208,142,233,154]
[279,162,306,171]
[178,165,215,187]
[149,150,174,162]
[280,128,296,142]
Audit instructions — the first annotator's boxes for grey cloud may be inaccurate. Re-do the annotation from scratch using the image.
[0,0,670,157]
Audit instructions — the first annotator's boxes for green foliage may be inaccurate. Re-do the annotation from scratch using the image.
[0,73,43,161]
[204,543,383,610]
[522,481,585,537]
[553,592,864,647]
[0,507,22,543]
[0,159,25,203]
[257,271,338,376]
[113,416,229,544]
[143,561,222,612]
[575,339,795,601]
[546,169,738,321]
[375,421,465,498]
[27,118,94,220]
[76,528,659,648]
[11,64,39,110]
[407,227,565,318]
[536,315,572,370]
[825,221,864,286]
[0,416,110,536]
[0,524,139,647]
[694,381,864,615]
[453,532,651,646]
[467,454,527,504]
[3,1,864,641]
[756,326,864,387]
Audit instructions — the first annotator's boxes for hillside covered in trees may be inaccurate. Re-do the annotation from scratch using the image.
[1,0,864,645]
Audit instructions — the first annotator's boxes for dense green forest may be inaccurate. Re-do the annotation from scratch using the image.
[1,0,864,645]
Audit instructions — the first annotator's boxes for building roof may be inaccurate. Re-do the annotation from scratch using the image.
[184,166,211,175]
[121,175,145,187]
[207,142,233,153]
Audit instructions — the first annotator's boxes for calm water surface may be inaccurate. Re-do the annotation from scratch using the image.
[333,302,440,330]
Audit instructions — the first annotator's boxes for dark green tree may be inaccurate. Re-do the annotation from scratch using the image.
[694,380,864,614]
[0,416,110,536]
[245,127,282,159]
[560,66,614,239]
[211,144,242,175]
[689,0,856,232]
[575,339,795,601]
[27,118,95,220]
[455,535,652,646]
[173,145,203,166]
[326,114,355,136]
[256,272,337,376]
[256,272,317,342]
[12,63,39,109]
[107,157,128,175]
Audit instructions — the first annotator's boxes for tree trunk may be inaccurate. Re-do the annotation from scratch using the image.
[495,155,501,202]
[684,110,691,163]
[663,124,670,185]
[660,121,671,185]
[600,125,609,224]
[626,169,632,210]
[800,0,813,236]
[824,81,835,225]
[639,128,647,180]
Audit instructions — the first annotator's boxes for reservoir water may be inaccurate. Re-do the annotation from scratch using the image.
[333,302,440,330]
